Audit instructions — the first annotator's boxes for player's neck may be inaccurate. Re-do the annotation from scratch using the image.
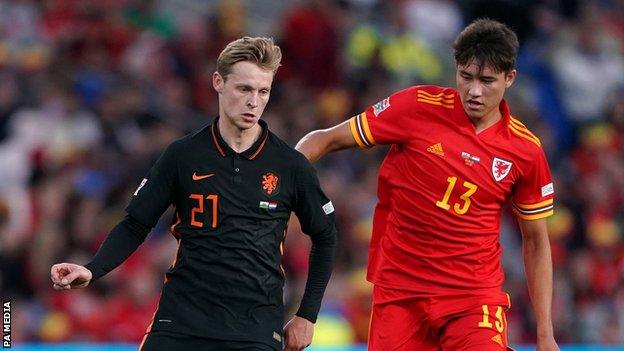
[218,118,262,153]
[471,109,502,134]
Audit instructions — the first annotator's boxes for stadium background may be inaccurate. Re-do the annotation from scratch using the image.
[1,0,623,349]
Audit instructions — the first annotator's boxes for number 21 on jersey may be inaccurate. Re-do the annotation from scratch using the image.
[436,176,478,215]
[190,193,219,228]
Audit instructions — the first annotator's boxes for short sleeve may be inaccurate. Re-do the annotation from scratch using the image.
[125,142,179,227]
[349,87,421,147]
[293,158,336,236]
[512,148,554,220]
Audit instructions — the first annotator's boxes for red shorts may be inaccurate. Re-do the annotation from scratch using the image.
[369,285,514,351]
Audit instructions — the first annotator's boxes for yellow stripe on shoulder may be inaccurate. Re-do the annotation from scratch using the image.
[513,208,554,220]
[509,117,537,135]
[417,98,454,109]
[515,198,553,210]
[509,117,542,140]
[417,93,454,104]
[508,124,541,147]
[509,116,528,128]
[417,89,454,99]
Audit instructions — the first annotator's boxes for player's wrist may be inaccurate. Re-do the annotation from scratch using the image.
[536,326,554,339]
[84,267,93,280]
[294,311,316,324]
[82,263,98,282]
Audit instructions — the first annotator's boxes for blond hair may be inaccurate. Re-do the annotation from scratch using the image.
[216,36,282,79]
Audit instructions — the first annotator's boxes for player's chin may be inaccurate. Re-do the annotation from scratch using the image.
[237,117,259,129]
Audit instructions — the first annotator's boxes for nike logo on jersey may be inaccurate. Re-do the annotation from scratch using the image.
[192,172,214,181]
[427,143,445,156]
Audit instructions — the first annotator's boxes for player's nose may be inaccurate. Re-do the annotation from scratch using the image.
[247,93,259,108]
[469,83,483,97]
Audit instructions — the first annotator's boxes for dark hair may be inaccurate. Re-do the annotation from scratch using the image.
[453,18,519,73]
[216,36,282,80]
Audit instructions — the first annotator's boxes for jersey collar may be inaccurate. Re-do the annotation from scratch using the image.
[210,118,269,160]
[455,95,511,139]
[491,98,512,137]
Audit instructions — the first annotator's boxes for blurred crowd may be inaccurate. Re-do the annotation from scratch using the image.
[1,0,624,346]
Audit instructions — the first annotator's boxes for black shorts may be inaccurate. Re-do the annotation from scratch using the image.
[139,330,278,351]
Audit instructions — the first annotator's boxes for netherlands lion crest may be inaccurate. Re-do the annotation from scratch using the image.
[261,172,280,196]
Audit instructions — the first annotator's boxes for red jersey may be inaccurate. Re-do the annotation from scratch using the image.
[349,85,554,295]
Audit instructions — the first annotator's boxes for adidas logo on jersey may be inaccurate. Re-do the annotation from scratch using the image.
[427,143,445,156]
[491,333,504,348]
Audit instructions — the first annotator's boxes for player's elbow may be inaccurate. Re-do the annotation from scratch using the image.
[313,126,355,152]
[296,129,332,162]
[296,122,356,162]
[312,224,338,248]
[295,131,317,154]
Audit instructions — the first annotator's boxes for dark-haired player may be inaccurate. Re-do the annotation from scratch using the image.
[296,19,559,351]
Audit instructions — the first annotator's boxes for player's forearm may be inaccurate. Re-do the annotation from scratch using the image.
[296,130,333,163]
[84,215,151,281]
[296,121,357,163]
[295,225,338,323]
[522,230,555,338]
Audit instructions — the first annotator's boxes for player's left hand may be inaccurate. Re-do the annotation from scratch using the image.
[536,335,559,351]
[283,315,314,350]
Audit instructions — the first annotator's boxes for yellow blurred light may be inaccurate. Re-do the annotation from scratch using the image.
[311,314,355,346]
[39,311,72,342]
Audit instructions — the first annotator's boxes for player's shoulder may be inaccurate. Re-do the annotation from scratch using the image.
[170,124,212,149]
[390,84,455,97]
[413,85,457,96]
[150,125,211,166]
[390,85,457,111]
[268,132,315,169]
[505,115,544,153]
[267,132,303,158]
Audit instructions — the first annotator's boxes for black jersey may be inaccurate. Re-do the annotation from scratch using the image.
[93,119,337,348]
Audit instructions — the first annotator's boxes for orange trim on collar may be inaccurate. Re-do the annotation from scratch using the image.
[211,123,226,157]
[248,132,268,160]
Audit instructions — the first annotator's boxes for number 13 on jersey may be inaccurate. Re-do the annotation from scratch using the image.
[436,176,478,215]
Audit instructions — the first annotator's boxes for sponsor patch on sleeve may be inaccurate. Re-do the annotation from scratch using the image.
[322,201,335,215]
[134,178,147,196]
[541,182,554,197]
[372,97,390,117]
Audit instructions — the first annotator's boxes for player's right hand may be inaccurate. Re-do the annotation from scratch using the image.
[50,263,92,290]
[537,335,560,351]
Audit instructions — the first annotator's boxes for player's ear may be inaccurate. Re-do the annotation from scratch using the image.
[505,69,516,88]
[213,72,224,93]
